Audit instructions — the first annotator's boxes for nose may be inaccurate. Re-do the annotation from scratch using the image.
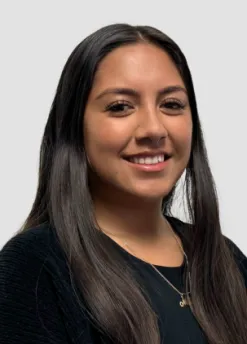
[135,108,168,146]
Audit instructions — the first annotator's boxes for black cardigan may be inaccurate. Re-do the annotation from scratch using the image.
[1,217,246,343]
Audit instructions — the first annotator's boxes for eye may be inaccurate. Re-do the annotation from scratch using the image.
[160,99,186,113]
[105,101,134,115]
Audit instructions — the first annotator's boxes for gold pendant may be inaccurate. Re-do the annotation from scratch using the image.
[179,295,188,307]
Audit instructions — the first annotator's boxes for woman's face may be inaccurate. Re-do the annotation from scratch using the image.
[84,43,192,201]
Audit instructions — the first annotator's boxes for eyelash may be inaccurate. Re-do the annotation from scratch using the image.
[161,99,186,111]
[105,99,186,115]
[105,101,132,113]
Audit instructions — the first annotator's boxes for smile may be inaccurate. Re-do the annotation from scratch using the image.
[128,154,165,165]
[124,154,171,172]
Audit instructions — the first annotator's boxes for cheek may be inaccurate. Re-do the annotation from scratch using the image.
[84,117,129,160]
[169,116,192,158]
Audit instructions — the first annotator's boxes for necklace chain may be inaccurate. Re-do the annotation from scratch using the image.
[123,218,192,308]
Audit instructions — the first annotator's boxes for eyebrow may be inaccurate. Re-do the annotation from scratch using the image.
[95,85,188,100]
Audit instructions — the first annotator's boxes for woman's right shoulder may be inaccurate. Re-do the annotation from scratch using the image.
[0,224,60,301]
[0,224,88,343]
[0,222,71,288]
[0,223,55,264]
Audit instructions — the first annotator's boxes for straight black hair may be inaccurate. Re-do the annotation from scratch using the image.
[20,23,247,343]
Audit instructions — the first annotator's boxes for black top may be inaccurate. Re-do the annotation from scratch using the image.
[0,217,246,343]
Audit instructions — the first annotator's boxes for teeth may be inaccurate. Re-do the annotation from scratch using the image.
[130,155,165,165]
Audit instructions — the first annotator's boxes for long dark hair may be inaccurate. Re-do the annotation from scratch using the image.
[19,23,247,343]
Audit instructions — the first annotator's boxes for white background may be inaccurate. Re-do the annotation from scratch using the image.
[0,1,246,253]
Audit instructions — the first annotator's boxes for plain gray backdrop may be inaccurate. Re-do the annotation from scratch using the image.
[0,1,246,253]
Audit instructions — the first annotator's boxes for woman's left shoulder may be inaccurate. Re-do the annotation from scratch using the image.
[224,236,247,284]
[224,236,247,261]
[166,215,247,283]
[167,216,247,283]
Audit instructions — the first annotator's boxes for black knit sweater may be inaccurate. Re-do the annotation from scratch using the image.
[1,217,246,343]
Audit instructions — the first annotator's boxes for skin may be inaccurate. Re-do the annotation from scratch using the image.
[83,43,192,266]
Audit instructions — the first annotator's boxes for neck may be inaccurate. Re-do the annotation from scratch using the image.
[91,188,171,245]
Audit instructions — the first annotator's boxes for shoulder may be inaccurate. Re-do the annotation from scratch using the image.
[0,222,66,266]
[166,215,247,260]
[224,236,246,261]
[0,223,65,300]
[0,222,69,290]
[223,235,247,284]
[1,222,54,253]
[167,215,247,284]
[0,222,69,307]
[0,224,72,342]
[0,224,94,342]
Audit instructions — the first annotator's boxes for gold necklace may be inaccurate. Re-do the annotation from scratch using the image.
[123,219,192,308]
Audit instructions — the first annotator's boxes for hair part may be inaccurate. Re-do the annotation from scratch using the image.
[20,23,247,343]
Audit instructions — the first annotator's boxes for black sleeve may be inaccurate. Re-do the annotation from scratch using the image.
[0,235,71,343]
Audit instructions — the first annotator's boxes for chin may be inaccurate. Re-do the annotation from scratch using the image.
[127,184,173,201]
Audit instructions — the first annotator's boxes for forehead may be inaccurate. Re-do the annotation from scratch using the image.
[92,43,185,93]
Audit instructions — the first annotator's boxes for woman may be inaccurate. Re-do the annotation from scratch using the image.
[0,23,246,344]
